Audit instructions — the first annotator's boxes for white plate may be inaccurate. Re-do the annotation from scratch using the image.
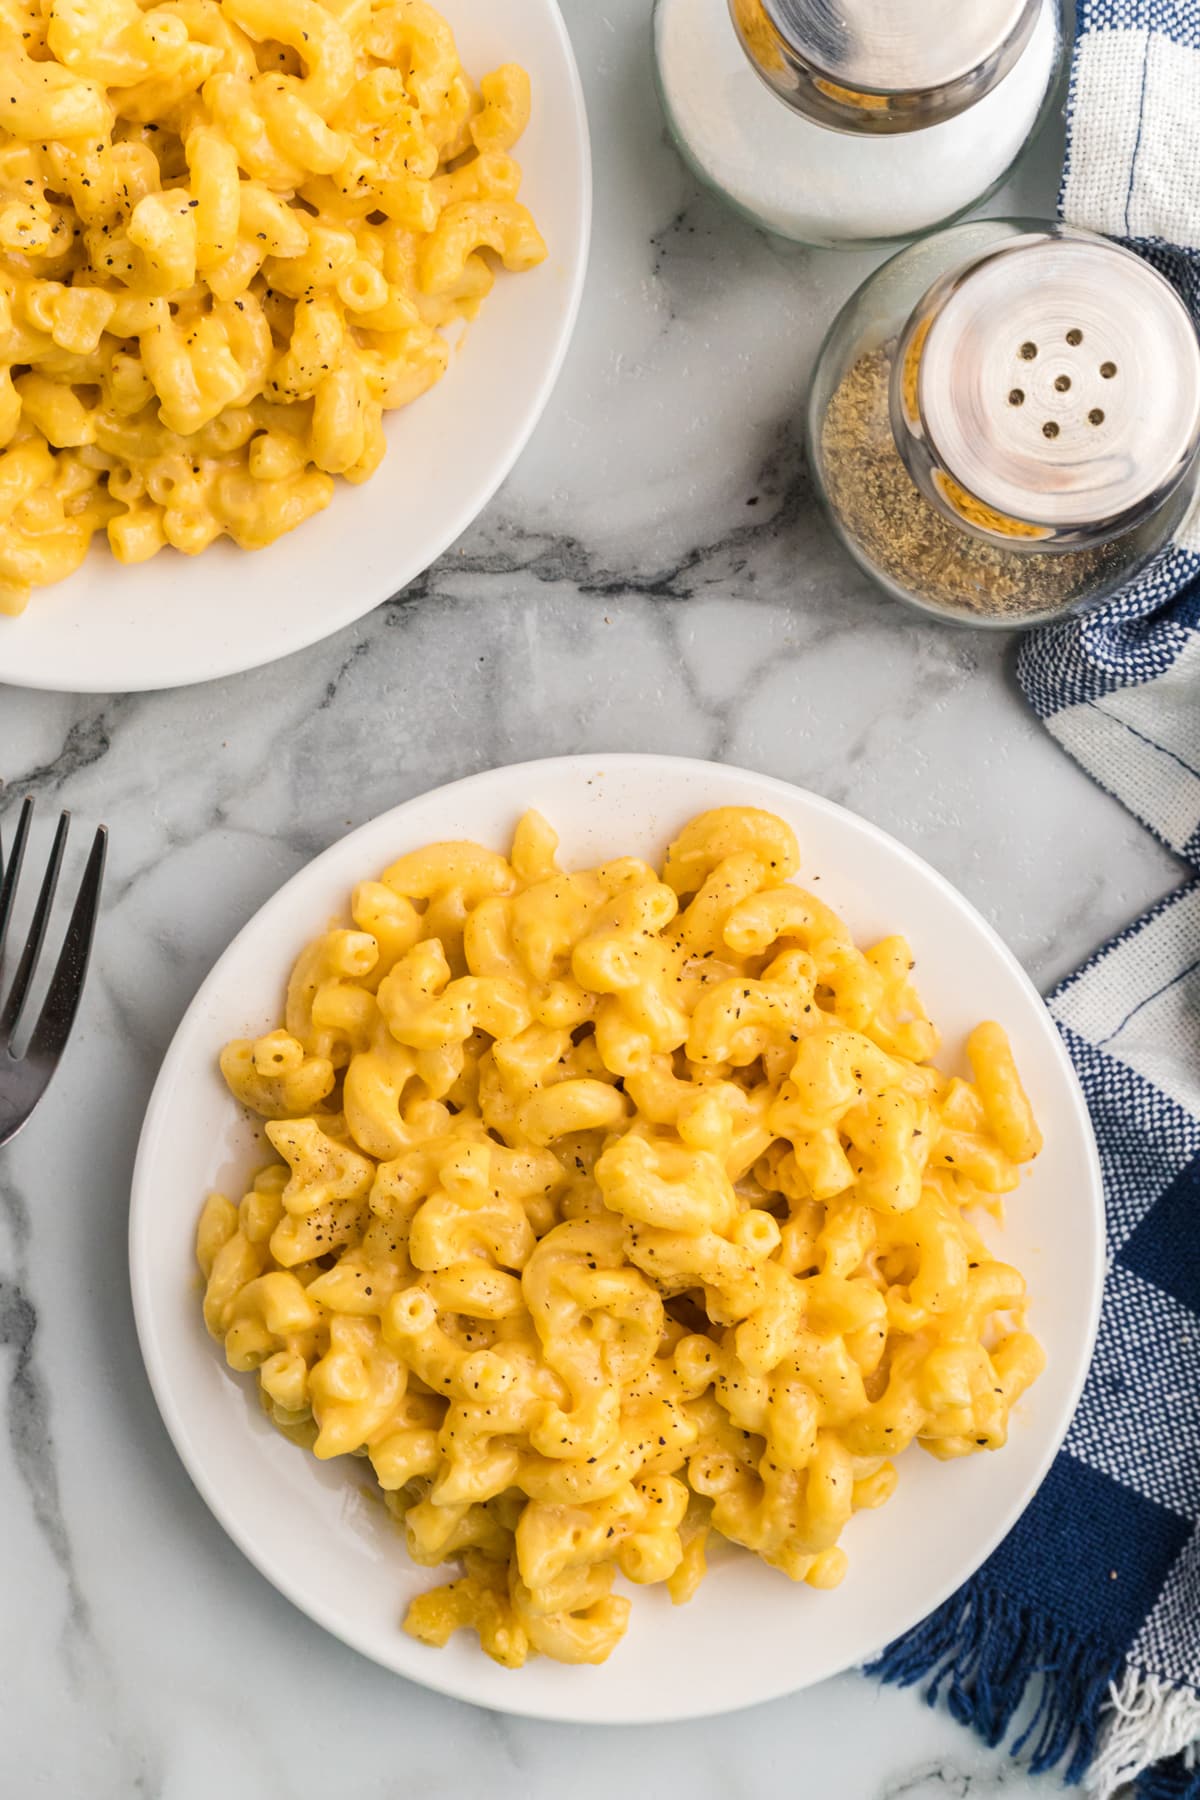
[130,755,1104,1724]
[0,2,589,696]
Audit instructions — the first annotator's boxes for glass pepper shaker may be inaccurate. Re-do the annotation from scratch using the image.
[652,0,1065,247]
[806,221,1200,627]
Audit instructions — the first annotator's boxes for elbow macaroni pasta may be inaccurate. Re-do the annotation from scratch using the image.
[198,806,1047,1669]
[0,0,546,615]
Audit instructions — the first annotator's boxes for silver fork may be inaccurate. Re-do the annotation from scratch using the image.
[0,798,107,1148]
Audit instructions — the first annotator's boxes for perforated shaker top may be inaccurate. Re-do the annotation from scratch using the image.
[895,230,1200,545]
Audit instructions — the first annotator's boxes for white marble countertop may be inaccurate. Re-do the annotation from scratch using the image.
[0,4,1185,1795]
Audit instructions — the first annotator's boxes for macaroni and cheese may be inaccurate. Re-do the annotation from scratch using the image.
[197,806,1046,1668]
[0,0,546,615]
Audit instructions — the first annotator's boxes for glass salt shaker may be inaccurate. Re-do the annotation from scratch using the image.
[806,221,1200,627]
[652,0,1065,247]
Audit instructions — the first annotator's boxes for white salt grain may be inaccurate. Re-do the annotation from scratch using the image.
[653,0,1061,246]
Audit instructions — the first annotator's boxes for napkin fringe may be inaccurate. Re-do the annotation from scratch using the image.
[867,1581,1116,1784]
[870,1587,1200,1797]
[1091,1667,1200,1800]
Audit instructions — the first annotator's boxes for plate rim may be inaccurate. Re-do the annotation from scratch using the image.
[128,752,1105,1723]
[0,0,592,696]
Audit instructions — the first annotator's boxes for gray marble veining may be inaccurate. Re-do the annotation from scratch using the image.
[0,2,1181,1794]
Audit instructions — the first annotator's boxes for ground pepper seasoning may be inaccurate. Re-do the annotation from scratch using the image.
[819,347,1117,619]
[806,221,1200,628]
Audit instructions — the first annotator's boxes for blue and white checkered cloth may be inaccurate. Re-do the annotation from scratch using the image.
[870,6,1200,1795]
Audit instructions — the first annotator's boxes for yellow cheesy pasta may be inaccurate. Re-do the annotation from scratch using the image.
[198,806,1046,1669]
[0,0,546,615]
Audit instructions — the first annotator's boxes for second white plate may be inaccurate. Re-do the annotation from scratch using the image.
[0,0,590,695]
[130,755,1103,1723]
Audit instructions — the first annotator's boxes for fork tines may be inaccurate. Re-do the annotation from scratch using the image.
[0,797,107,1147]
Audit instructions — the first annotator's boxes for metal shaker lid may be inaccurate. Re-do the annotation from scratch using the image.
[891,227,1200,549]
[729,0,1042,134]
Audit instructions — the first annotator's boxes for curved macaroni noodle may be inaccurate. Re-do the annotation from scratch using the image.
[199,806,1046,1668]
[0,0,546,615]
